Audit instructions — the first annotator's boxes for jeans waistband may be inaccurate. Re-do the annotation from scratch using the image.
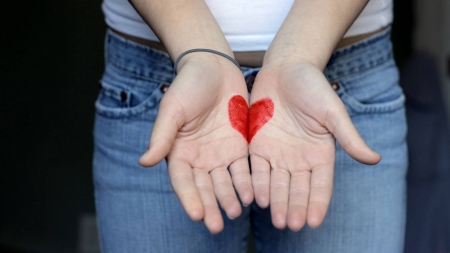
[105,27,393,84]
[105,29,174,84]
[324,27,393,82]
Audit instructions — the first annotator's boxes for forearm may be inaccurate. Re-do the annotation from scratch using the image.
[129,0,232,63]
[264,0,369,70]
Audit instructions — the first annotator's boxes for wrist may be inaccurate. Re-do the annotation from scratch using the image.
[175,49,239,74]
[169,42,233,63]
[177,50,239,73]
[262,53,322,71]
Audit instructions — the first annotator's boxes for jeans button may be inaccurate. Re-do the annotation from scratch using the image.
[331,82,340,91]
[160,84,169,93]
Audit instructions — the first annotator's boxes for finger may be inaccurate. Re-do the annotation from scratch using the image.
[250,155,271,208]
[270,167,290,230]
[229,157,254,206]
[307,164,334,228]
[193,168,224,234]
[139,95,184,167]
[326,101,381,165]
[210,167,242,220]
[287,170,310,232]
[167,159,204,221]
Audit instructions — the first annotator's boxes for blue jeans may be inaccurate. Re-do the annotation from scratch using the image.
[93,28,407,253]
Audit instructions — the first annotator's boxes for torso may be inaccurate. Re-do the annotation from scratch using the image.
[103,0,393,54]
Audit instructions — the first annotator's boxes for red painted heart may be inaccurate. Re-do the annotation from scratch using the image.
[228,95,249,141]
[248,98,274,143]
[228,96,274,143]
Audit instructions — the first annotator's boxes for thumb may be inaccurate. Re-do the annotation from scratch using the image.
[326,101,381,165]
[139,95,185,167]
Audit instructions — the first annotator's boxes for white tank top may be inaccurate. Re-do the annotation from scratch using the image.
[102,0,393,52]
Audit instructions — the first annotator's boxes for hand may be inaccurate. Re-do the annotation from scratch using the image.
[139,54,253,234]
[249,61,381,231]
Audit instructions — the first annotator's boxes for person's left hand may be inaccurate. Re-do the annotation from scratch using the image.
[248,61,381,231]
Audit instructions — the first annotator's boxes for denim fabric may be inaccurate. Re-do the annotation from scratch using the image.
[93,27,407,253]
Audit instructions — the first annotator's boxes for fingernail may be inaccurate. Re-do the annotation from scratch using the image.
[243,204,249,207]
[227,215,235,220]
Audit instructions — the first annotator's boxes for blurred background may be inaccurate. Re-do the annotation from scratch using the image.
[0,0,449,252]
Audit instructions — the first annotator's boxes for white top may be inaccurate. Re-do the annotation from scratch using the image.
[102,0,393,52]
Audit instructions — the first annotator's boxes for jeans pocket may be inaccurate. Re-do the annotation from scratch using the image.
[332,61,405,115]
[95,74,169,119]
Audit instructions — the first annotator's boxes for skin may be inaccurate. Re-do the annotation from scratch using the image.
[130,0,254,234]
[249,0,381,230]
[139,55,252,234]
[133,0,382,233]
[249,62,380,231]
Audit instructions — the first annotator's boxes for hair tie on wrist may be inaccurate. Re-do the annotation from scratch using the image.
[173,48,241,75]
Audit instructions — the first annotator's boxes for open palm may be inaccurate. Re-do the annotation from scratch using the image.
[139,56,253,234]
[249,62,381,231]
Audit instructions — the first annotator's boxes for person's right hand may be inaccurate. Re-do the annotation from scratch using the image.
[139,53,253,234]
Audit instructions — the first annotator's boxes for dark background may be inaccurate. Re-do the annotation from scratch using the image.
[1,0,448,252]
[1,0,104,251]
